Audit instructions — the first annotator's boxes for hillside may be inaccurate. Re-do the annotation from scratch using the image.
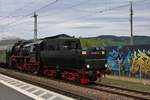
[0,38,21,45]
[80,35,150,48]
[97,35,150,45]
[0,35,150,48]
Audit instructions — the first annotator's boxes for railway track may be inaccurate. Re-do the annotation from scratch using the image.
[90,83,150,100]
[1,67,150,100]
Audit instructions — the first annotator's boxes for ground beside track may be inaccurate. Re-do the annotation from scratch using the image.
[98,75,150,93]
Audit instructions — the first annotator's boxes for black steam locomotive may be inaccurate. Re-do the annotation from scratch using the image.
[0,34,107,84]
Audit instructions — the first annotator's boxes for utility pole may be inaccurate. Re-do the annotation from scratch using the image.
[33,12,38,42]
[130,1,134,45]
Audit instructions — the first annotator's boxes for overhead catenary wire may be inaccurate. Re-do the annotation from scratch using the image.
[72,0,147,13]
[8,0,147,31]
[4,3,129,31]
[1,0,91,30]
[0,1,38,19]
[45,3,130,26]
[54,0,148,25]
[1,0,148,27]
[39,0,90,17]
[63,0,90,9]
[0,0,132,28]
[0,0,59,29]
[1,0,148,33]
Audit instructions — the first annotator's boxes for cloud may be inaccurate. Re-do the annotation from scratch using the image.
[0,0,149,40]
[70,26,102,29]
[0,32,20,40]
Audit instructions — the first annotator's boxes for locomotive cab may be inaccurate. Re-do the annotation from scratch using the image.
[40,36,81,68]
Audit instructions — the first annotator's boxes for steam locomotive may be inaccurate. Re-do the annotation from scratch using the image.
[0,34,107,84]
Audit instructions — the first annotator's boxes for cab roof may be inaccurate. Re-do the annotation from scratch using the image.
[44,34,76,39]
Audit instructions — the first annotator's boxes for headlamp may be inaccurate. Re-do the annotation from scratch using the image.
[102,51,105,55]
[86,64,90,69]
[105,64,108,68]
[82,51,87,55]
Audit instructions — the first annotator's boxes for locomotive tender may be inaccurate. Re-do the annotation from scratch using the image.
[0,34,107,84]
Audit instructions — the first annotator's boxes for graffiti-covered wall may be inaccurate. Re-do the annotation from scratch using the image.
[106,45,150,75]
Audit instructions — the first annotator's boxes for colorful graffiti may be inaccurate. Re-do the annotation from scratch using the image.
[107,46,150,74]
[131,50,150,74]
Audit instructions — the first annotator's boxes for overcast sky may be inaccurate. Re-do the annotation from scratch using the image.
[0,0,150,40]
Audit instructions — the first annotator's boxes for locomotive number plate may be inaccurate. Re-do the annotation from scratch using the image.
[91,52,99,54]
